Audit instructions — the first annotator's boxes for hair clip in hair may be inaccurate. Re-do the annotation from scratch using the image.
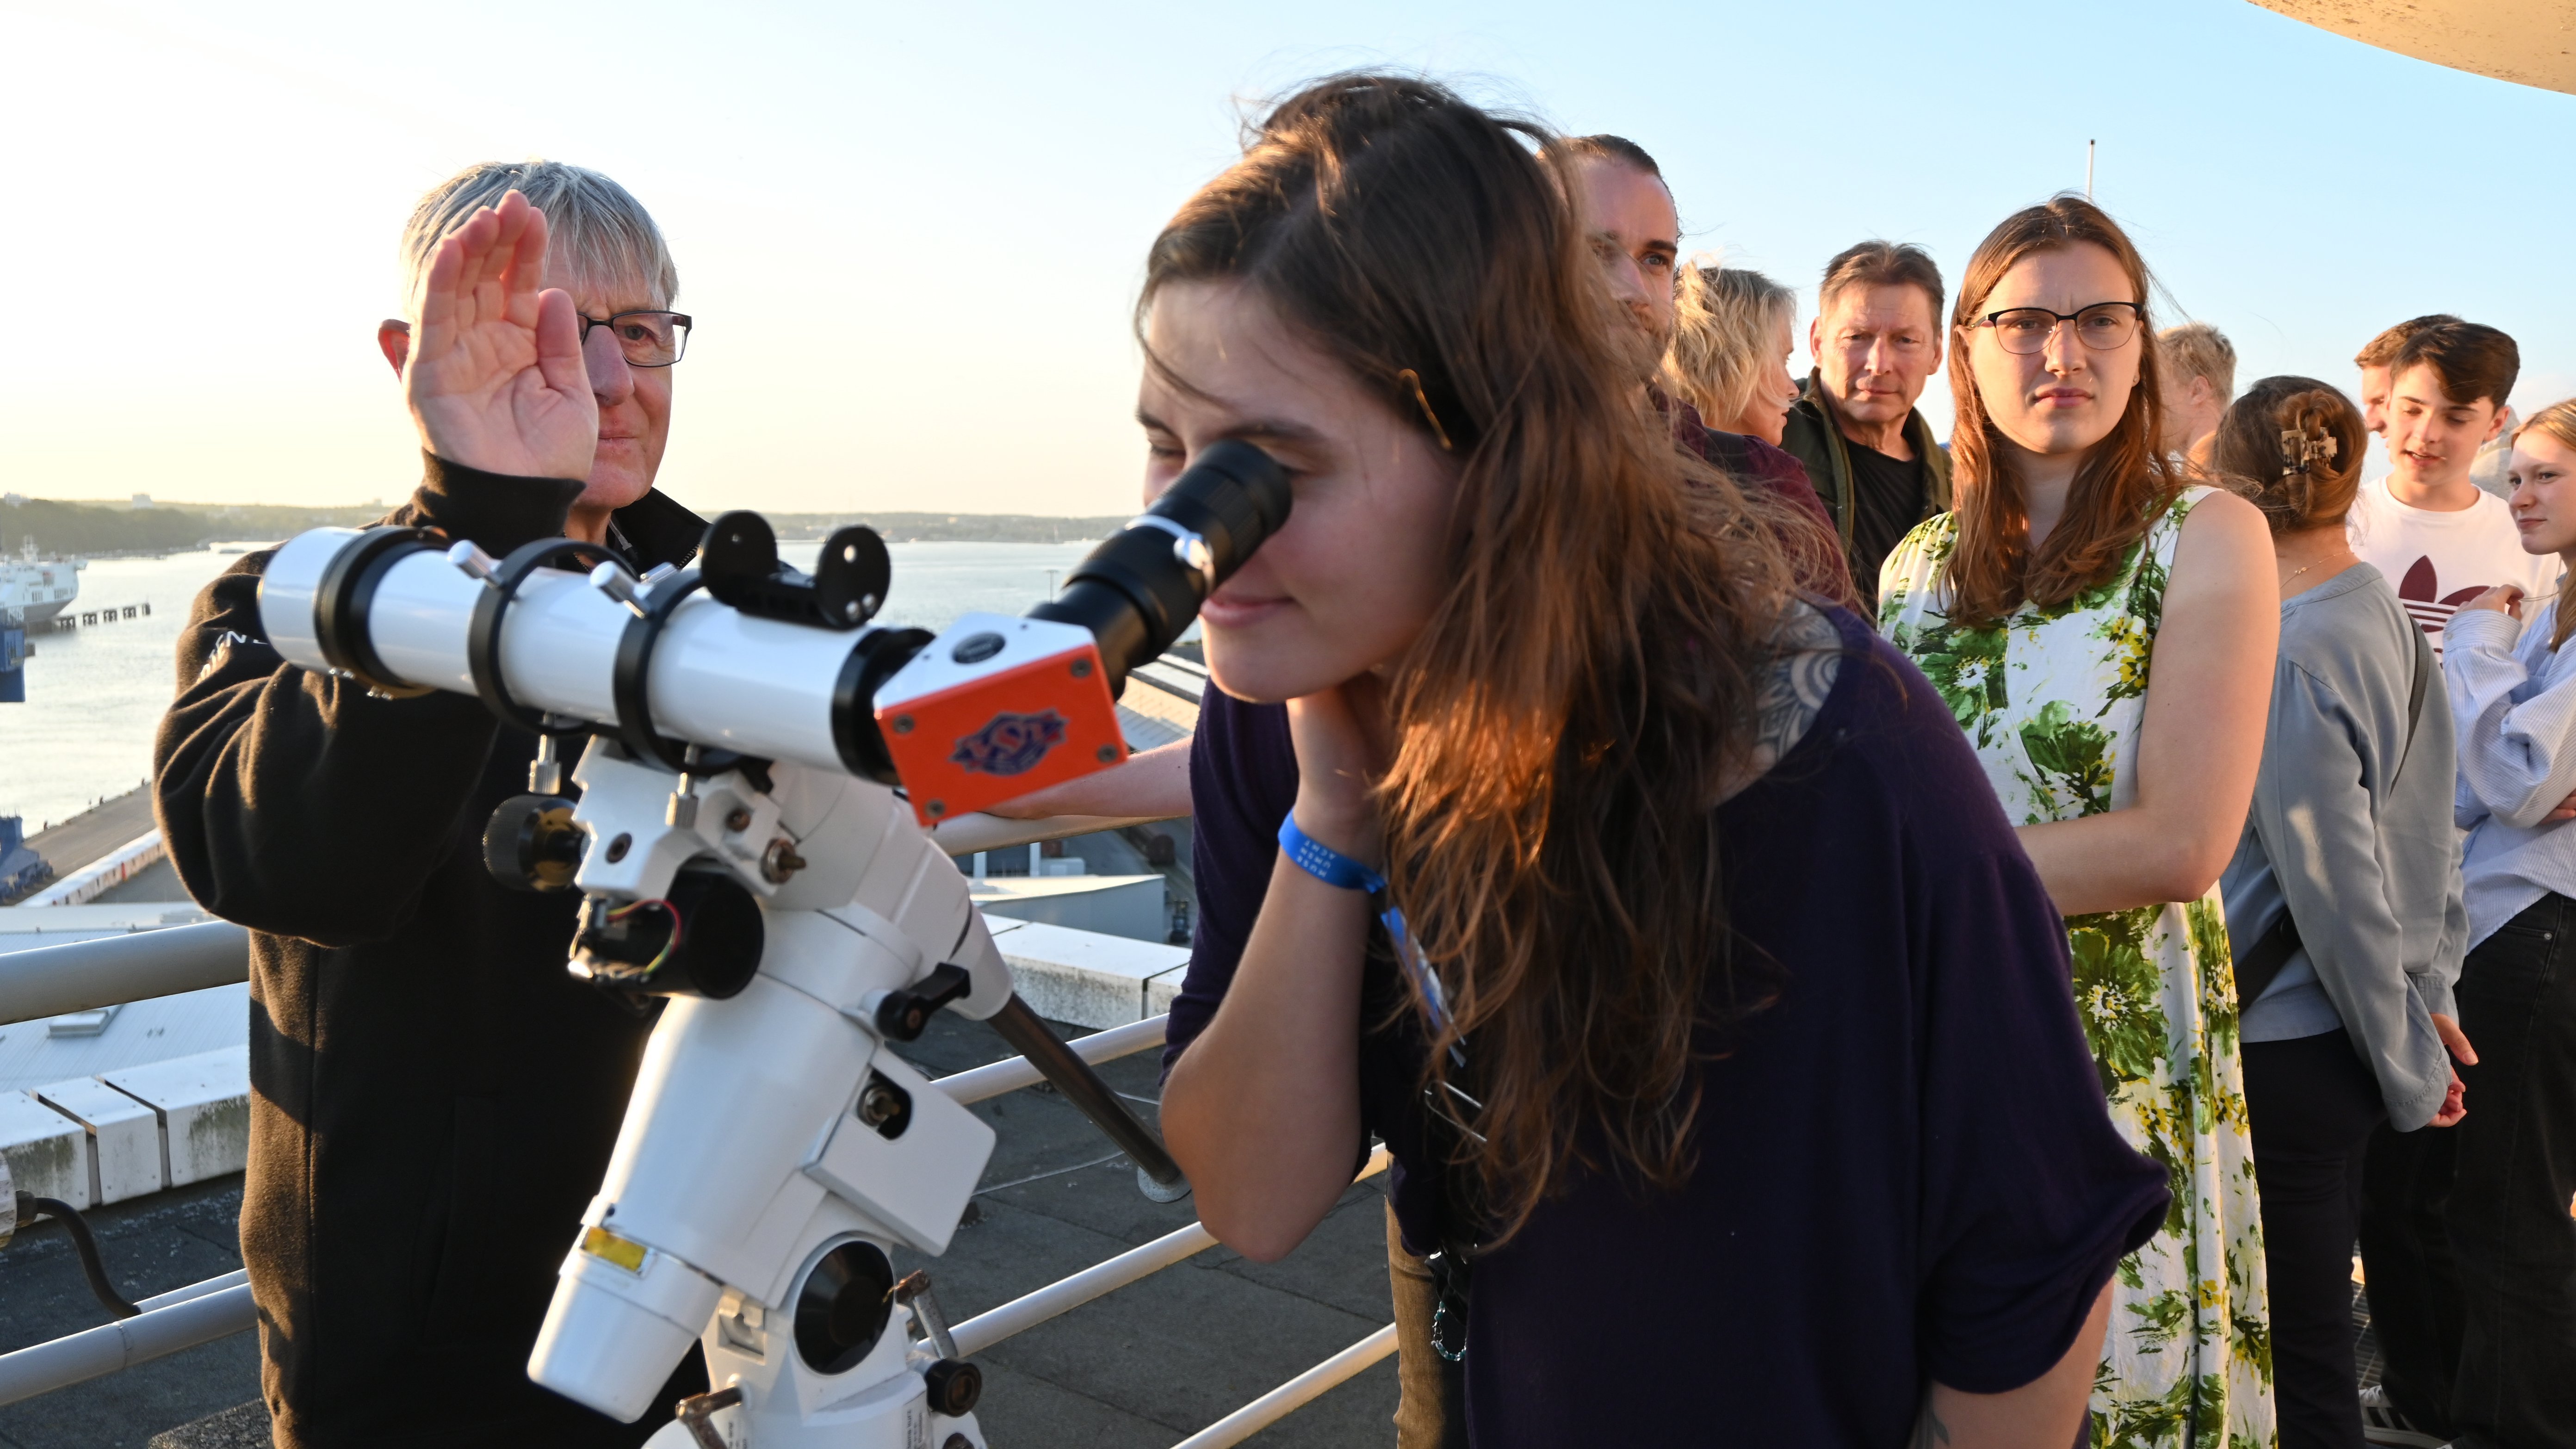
[1397,369,1455,452]
[2278,427,2340,477]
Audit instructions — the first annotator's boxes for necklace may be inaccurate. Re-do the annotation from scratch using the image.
[2279,550,2351,592]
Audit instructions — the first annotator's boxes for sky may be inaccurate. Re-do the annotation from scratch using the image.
[1,0,2570,518]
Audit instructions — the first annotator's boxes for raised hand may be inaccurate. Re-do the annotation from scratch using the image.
[404,190,595,481]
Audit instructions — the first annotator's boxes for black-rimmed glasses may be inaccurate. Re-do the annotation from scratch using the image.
[1969,301,2142,356]
[579,310,693,367]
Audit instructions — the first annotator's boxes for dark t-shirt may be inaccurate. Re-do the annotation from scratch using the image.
[1846,439,1928,593]
[1166,608,2167,1445]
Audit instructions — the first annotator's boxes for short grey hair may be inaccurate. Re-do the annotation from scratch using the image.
[2156,321,2235,401]
[399,159,677,309]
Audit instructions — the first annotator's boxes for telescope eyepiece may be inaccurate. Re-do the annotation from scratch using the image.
[1029,440,1289,694]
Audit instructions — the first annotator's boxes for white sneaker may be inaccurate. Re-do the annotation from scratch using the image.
[2360,1385,2448,1448]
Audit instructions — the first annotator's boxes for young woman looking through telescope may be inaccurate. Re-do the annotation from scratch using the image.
[1149,73,2168,1448]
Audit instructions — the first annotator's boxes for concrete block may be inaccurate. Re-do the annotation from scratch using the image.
[36,1074,163,1203]
[104,1047,250,1186]
[0,1089,87,1208]
[1143,962,1193,1020]
[975,873,1168,942]
[991,920,1191,1030]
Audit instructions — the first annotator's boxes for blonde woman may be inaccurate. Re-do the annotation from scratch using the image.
[1666,263,1801,445]
[2427,397,2576,1448]
[1876,196,2279,1446]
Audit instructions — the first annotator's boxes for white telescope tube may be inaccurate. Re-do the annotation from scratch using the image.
[258,531,888,774]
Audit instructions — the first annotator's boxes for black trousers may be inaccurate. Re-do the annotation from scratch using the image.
[2359,1114,2464,1437]
[2452,894,2576,1448]
[2363,892,2576,1449]
[2247,1029,2387,1449]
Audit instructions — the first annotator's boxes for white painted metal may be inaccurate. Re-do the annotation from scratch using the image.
[524,755,1003,1446]
[873,611,1096,711]
[0,1279,255,1407]
[0,1090,87,1208]
[926,811,1180,857]
[101,1048,251,1187]
[938,1149,1390,1361]
[266,542,879,772]
[950,1218,1215,1360]
[32,1077,161,1203]
[0,921,248,1027]
[934,1014,1168,1105]
[1168,1325,1401,1449]
[250,526,353,672]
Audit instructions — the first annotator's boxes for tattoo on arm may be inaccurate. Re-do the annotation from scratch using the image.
[1743,599,1845,781]
[1909,1395,1952,1449]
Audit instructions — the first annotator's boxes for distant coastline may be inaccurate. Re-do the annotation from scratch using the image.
[4,497,1127,554]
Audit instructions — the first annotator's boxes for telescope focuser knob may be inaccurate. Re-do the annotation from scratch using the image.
[869,964,974,1042]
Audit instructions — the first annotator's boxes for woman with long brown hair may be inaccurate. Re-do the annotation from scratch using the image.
[1876,198,2279,1446]
[1154,76,2167,1447]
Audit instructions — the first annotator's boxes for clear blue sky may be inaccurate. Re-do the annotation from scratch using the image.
[0,0,2568,515]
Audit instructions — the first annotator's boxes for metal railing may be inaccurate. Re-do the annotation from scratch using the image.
[0,811,1177,1027]
[0,995,1395,1447]
[0,920,248,1026]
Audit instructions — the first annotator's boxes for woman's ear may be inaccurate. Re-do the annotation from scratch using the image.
[378,319,411,379]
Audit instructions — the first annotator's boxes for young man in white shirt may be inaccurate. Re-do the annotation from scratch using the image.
[2345,319,2555,655]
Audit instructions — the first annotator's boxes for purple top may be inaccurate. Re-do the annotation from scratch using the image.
[1167,607,2166,1445]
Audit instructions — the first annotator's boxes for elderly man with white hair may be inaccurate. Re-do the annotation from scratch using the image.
[154,162,708,1448]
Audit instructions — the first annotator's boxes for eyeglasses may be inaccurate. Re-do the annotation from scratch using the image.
[1969,301,2142,356]
[578,310,693,367]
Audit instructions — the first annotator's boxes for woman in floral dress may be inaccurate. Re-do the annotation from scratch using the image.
[1878,198,2281,1448]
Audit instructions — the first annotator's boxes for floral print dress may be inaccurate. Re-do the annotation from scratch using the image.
[1878,487,2274,1449]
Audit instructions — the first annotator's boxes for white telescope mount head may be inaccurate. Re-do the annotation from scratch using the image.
[252,442,1291,1447]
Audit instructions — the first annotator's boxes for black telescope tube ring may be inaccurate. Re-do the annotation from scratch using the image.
[610,568,747,775]
[467,538,625,736]
[313,525,445,694]
[830,626,933,785]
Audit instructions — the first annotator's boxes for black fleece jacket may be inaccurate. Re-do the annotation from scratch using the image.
[153,456,708,1448]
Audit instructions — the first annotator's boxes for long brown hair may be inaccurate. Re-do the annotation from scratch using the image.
[2516,400,2576,649]
[2211,376,2365,536]
[1144,74,1796,1241]
[1944,197,2176,627]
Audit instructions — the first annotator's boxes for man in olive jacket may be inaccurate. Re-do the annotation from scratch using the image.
[1779,240,1954,606]
[154,165,706,1449]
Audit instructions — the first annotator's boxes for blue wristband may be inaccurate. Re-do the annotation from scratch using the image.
[1278,814,1386,894]
[1277,813,1451,1036]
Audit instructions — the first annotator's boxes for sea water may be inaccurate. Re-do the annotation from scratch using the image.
[0,539,1101,831]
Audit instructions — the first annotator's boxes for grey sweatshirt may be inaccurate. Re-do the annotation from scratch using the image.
[2221,564,2466,1131]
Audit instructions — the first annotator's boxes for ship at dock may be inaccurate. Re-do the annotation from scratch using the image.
[0,537,82,628]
